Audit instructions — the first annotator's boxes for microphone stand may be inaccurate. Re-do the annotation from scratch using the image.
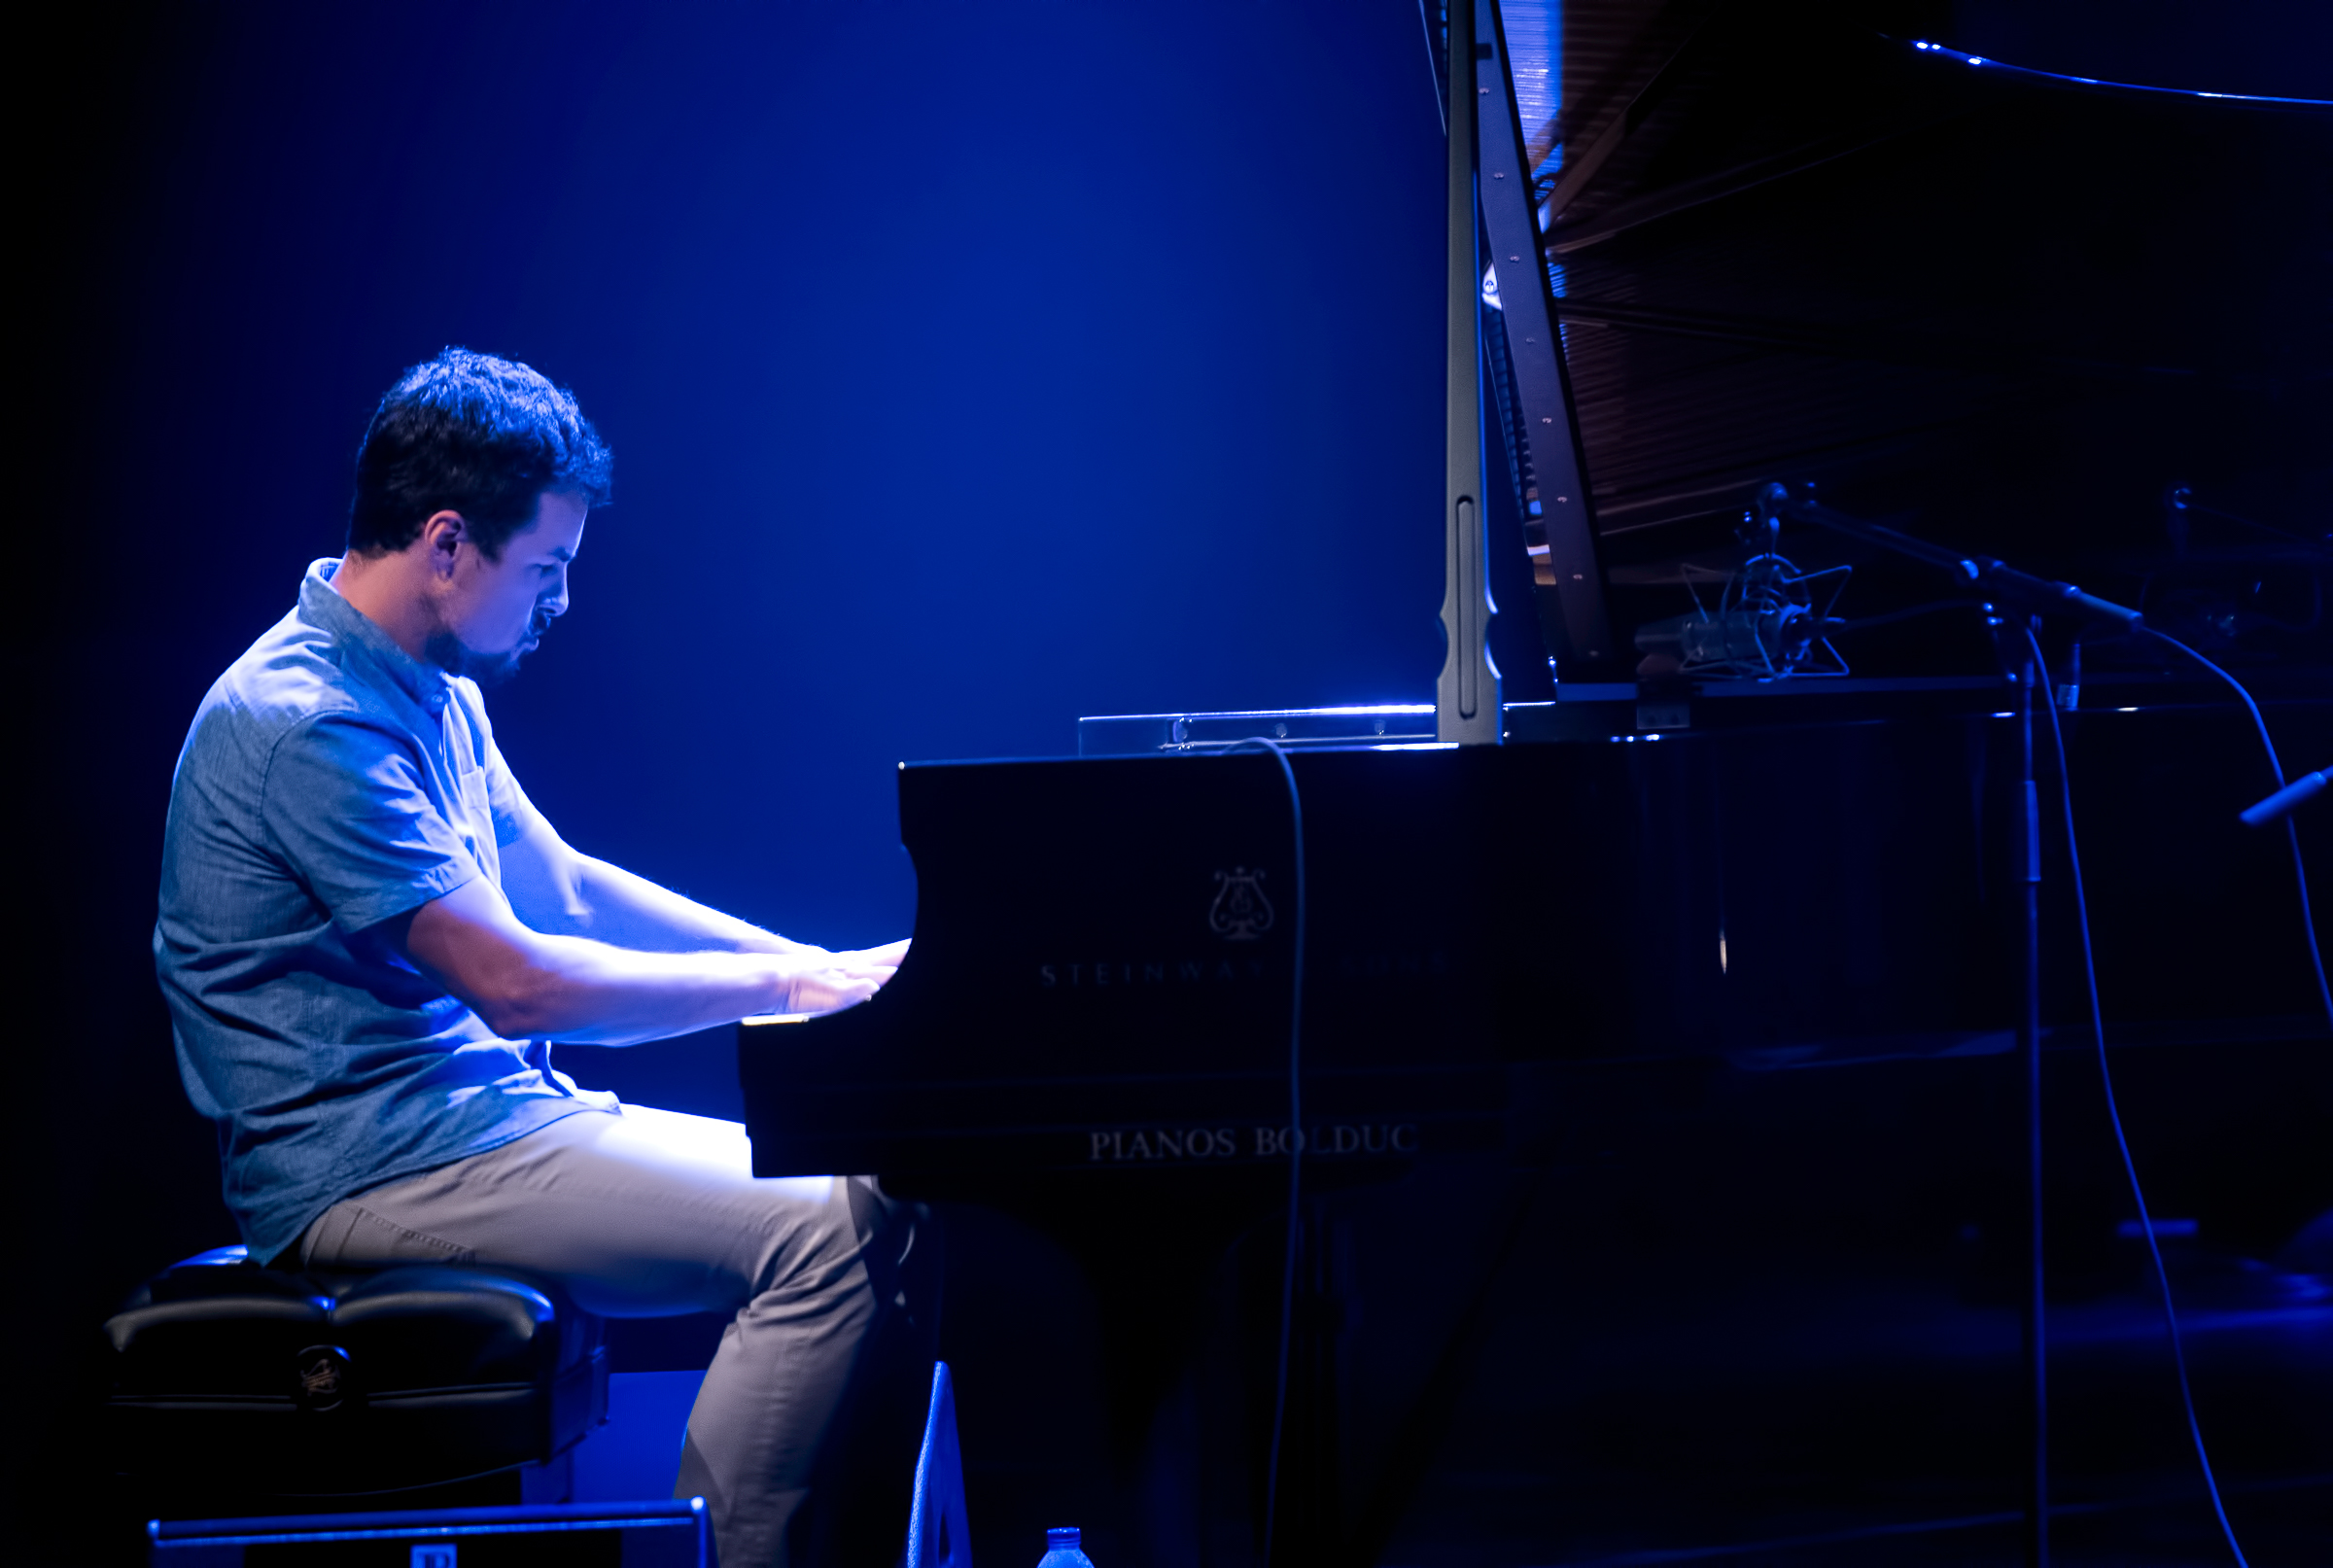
[1755,483,2145,1568]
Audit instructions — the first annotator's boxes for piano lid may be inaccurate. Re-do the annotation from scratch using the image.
[1456,0,2331,692]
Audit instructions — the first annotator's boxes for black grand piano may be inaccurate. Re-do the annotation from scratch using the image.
[740,5,2332,1562]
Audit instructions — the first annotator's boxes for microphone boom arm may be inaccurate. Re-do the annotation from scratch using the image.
[1757,481,2143,629]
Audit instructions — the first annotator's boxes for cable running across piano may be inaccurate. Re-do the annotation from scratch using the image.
[2137,627,2333,1033]
[2029,628,2249,1567]
[1230,736,1306,1567]
[1416,0,1445,135]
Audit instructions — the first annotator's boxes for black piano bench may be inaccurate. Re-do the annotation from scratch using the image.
[100,1245,608,1513]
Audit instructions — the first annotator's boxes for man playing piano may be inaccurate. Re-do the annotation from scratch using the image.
[155,347,914,1567]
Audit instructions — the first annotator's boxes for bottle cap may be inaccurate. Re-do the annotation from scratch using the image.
[1046,1527,1082,1547]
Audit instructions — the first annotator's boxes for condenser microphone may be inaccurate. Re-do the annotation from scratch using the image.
[2240,768,2328,828]
[1634,602,1827,671]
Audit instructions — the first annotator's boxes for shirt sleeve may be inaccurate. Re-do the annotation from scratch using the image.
[262,712,483,933]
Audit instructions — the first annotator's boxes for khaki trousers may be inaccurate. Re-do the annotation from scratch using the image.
[298,1104,931,1567]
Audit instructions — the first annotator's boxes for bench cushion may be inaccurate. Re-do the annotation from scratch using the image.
[103,1246,607,1492]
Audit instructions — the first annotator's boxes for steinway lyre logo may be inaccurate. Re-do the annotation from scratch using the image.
[1208,868,1273,942]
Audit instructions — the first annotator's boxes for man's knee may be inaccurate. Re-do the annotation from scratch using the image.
[741,1176,933,1331]
[843,1178,938,1330]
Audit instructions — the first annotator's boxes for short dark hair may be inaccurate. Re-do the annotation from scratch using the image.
[348,348,612,560]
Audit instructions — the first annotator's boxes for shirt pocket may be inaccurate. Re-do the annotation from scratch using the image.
[447,754,500,886]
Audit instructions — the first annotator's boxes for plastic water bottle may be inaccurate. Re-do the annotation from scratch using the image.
[1037,1525,1095,1568]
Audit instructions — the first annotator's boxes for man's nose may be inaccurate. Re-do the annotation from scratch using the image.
[540,574,571,617]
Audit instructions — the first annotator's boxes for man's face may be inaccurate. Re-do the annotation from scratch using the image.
[427,490,587,684]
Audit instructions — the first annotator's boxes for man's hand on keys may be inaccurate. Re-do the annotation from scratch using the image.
[774,939,909,1015]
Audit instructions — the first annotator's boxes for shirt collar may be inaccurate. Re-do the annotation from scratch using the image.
[299,558,454,717]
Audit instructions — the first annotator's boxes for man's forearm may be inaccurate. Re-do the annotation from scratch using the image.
[403,876,888,1047]
[467,823,909,1042]
[568,855,803,955]
[482,932,888,1045]
[491,934,788,1045]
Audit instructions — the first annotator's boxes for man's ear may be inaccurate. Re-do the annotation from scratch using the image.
[417,510,469,578]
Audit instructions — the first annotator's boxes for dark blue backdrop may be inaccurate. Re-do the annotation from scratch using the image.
[20,5,2327,1554]
[23,4,1455,1445]
[106,0,1450,954]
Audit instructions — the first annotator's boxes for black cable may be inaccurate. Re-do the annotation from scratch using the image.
[2138,627,2333,1033]
[1416,0,1445,135]
[2027,628,2250,1565]
[1232,737,1306,1565]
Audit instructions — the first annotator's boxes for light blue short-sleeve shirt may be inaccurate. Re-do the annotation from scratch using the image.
[156,559,613,1261]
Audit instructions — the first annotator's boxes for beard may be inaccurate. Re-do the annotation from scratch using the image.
[425,608,553,687]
